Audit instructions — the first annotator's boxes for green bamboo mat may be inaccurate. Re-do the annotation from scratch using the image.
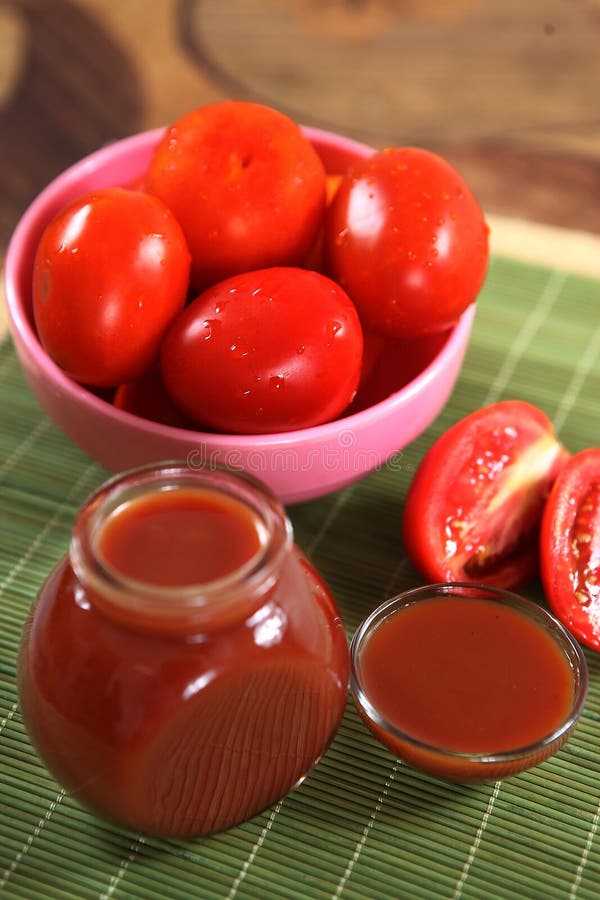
[1,254,599,900]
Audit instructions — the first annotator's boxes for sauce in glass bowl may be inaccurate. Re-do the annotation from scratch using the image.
[350,583,587,782]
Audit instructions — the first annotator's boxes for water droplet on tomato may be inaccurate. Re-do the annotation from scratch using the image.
[327,321,342,343]
[270,375,284,390]
[229,340,252,358]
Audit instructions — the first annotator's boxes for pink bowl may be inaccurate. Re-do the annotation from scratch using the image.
[4,126,474,505]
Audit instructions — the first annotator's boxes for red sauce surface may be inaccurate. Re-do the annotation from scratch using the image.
[97,488,263,586]
[358,596,574,754]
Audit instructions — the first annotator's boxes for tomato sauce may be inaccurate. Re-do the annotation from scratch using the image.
[19,466,350,836]
[98,487,264,586]
[353,592,581,781]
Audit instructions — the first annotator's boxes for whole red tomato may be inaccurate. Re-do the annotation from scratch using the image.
[33,187,190,387]
[540,448,600,650]
[402,401,569,589]
[114,370,195,429]
[303,173,344,272]
[145,101,326,290]
[324,147,489,339]
[161,267,363,434]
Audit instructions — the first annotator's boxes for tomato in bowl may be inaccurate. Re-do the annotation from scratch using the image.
[4,125,476,504]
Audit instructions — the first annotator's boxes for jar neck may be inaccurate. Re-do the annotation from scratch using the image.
[70,462,293,634]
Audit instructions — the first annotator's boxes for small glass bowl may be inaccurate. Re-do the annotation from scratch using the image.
[350,583,588,783]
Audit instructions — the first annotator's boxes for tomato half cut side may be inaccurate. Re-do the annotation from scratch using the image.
[402,401,569,589]
[540,448,600,651]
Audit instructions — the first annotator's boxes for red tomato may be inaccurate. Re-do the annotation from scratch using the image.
[348,330,449,414]
[161,267,363,434]
[114,370,195,429]
[145,101,326,290]
[303,173,344,272]
[324,147,489,339]
[33,187,190,387]
[540,449,600,650]
[402,401,569,589]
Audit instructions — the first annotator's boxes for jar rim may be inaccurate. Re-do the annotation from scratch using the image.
[70,461,293,627]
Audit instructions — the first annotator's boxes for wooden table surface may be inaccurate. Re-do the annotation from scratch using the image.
[1,0,599,332]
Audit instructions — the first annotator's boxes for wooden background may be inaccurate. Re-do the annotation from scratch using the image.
[1,0,599,255]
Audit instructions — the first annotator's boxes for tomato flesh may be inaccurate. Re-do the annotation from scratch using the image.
[541,448,600,650]
[403,401,569,589]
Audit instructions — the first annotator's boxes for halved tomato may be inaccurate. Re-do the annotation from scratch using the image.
[540,448,600,650]
[402,401,569,589]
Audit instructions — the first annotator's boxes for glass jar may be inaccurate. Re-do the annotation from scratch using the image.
[18,463,349,837]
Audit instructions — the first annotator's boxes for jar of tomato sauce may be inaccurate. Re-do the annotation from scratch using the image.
[18,463,350,837]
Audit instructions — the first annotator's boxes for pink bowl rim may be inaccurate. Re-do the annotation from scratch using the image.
[4,126,475,450]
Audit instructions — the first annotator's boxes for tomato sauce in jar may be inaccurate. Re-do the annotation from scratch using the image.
[351,583,587,782]
[19,464,349,837]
